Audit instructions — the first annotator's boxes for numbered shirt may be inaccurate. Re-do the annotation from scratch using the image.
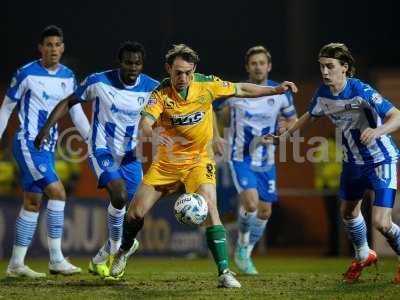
[308,78,398,165]
[6,60,76,151]
[214,79,296,168]
[76,70,159,157]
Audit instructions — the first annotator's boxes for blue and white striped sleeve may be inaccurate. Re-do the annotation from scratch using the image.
[308,89,325,117]
[5,70,28,102]
[75,74,97,102]
[360,83,393,118]
[280,91,297,118]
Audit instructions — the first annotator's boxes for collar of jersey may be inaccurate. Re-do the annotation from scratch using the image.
[38,60,60,75]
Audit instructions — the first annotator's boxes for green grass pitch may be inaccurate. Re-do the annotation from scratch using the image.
[0,256,399,299]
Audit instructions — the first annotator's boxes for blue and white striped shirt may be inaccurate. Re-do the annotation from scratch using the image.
[308,78,398,165]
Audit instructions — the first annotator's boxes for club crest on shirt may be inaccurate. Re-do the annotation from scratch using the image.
[61,82,66,91]
[268,98,275,106]
[164,97,175,110]
[137,96,145,106]
[197,95,208,104]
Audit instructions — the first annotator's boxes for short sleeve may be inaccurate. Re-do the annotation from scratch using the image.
[360,83,393,118]
[6,70,28,102]
[308,90,325,117]
[208,76,237,100]
[75,74,98,102]
[280,91,297,118]
[142,90,164,122]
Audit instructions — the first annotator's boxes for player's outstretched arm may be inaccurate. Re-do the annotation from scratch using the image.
[34,94,80,149]
[235,81,298,98]
[360,107,400,145]
[0,96,17,141]
[263,112,312,145]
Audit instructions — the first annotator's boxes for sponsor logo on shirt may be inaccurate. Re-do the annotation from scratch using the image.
[111,103,139,118]
[170,111,205,126]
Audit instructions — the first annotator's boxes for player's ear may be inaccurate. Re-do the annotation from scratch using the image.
[165,63,172,75]
[245,63,250,74]
[38,43,43,55]
[267,62,272,73]
[342,63,348,75]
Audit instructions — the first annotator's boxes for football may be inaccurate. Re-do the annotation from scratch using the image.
[174,193,208,225]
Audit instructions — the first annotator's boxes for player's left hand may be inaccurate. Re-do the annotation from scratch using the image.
[276,81,298,94]
[261,134,280,145]
[360,127,381,145]
[212,136,227,156]
[277,116,289,135]
[34,130,50,149]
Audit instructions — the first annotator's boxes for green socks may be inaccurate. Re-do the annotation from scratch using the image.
[206,225,229,275]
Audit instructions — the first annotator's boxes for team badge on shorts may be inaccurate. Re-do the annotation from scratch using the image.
[102,159,111,168]
[206,163,216,179]
[38,164,47,173]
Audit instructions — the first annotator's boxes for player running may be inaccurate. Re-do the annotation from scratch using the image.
[0,25,89,277]
[213,45,297,275]
[108,44,297,288]
[35,41,159,278]
[267,43,400,284]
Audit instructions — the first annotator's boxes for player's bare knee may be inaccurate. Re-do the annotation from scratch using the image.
[127,205,145,220]
[46,185,67,201]
[243,201,258,213]
[340,205,359,220]
[372,215,391,233]
[110,189,128,209]
[257,208,271,219]
[23,199,41,212]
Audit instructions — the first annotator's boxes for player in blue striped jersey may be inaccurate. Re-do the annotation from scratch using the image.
[269,43,400,283]
[0,25,90,277]
[36,41,159,278]
[213,46,298,274]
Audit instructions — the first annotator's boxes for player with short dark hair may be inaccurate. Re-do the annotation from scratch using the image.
[0,25,89,278]
[35,40,159,279]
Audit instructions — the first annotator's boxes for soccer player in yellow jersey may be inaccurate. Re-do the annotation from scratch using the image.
[110,44,297,288]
